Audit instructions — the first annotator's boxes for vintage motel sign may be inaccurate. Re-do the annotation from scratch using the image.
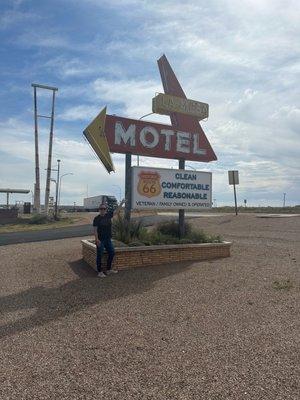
[105,112,216,162]
[83,107,115,173]
[84,107,217,168]
[152,93,209,121]
[83,55,216,173]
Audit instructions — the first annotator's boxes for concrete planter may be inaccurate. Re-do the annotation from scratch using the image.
[82,239,231,271]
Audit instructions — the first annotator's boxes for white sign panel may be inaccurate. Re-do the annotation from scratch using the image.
[228,170,239,185]
[131,166,212,210]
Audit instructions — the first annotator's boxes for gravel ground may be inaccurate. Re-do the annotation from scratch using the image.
[0,214,299,400]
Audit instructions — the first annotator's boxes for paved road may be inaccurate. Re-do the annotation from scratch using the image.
[0,215,178,246]
[0,224,94,246]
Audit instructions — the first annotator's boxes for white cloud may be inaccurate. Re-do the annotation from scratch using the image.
[59,77,167,122]
[43,57,99,78]
[92,78,160,117]
[16,31,72,49]
[0,6,38,30]
[1,0,300,206]
[58,105,100,121]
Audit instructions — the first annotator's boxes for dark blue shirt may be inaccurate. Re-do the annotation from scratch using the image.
[93,210,114,240]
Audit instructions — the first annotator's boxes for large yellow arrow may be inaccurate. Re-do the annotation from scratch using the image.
[83,107,115,173]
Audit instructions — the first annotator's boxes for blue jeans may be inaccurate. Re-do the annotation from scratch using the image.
[96,238,115,272]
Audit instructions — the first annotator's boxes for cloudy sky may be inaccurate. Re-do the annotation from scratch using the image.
[0,0,299,207]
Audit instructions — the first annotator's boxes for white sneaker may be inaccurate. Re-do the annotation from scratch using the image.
[97,272,106,278]
[106,269,118,275]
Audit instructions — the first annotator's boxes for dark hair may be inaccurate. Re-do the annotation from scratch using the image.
[99,204,107,210]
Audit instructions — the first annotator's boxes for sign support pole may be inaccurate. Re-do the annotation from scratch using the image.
[233,174,238,216]
[125,153,132,223]
[178,159,185,238]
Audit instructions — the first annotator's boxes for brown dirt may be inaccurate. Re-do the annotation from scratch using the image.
[0,214,299,399]
[65,210,157,226]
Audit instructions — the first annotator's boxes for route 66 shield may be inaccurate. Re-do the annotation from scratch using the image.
[137,171,161,198]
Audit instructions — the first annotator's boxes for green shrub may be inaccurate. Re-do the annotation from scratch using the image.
[142,240,152,246]
[152,221,221,244]
[187,230,208,243]
[156,220,192,237]
[164,236,180,245]
[187,230,222,243]
[112,215,222,246]
[144,231,165,245]
[179,238,193,244]
[127,241,145,247]
[141,231,182,245]
[112,215,145,244]
[112,239,128,248]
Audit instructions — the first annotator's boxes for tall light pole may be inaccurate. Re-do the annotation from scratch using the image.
[31,83,58,214]
[32,85,40,213]
[54,159,61,220]
[283,193,286,207]
[44,86,58,214]
[58,173,74,207]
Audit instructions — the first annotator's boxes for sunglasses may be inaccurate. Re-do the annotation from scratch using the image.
[99,207,107,210]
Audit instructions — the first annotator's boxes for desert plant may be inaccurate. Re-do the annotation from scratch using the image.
[156,220,192,238]
[127,240,145,247]
[179,238,193,244]
[186,230,222,243]
[112,215,145,244]
[112,216,222,246]
[153,221,222,244]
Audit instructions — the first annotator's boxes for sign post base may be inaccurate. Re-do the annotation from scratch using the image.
[125,153,132,223]
[178,159,185,238]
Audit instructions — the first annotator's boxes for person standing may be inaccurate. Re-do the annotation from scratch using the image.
[93,199,125,278]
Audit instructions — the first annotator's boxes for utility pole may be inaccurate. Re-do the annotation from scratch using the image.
[44,86,58,214]
[54,159,61,220]
[31,83,58,214]
[32,85,40,213]
[283,193,286,207]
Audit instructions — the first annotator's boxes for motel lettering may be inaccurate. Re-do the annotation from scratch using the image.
[114,121,206,155]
